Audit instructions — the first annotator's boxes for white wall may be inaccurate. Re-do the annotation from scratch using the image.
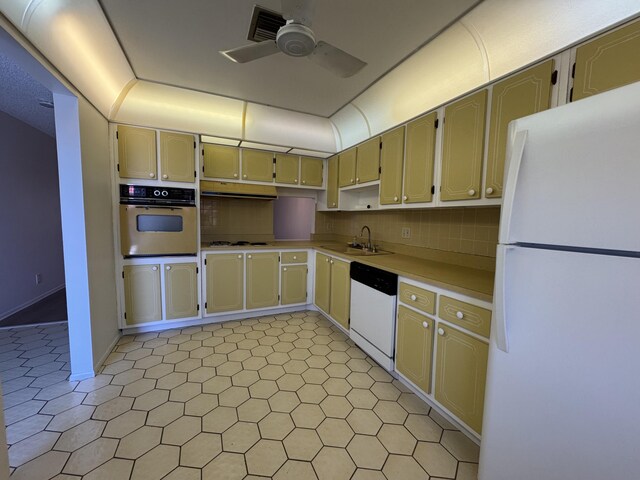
[0,110,65,319]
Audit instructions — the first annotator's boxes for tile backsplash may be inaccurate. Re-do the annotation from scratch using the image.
[315,207,500,258]
[200,197,274,243]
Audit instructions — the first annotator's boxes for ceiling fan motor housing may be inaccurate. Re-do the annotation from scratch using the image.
[276,23,316,57]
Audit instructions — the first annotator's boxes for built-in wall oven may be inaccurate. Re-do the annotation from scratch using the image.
[119,184,197,257]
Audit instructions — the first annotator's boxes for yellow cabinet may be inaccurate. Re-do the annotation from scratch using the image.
[206,253,244,313]
[440,90,488,201]
[281,265,307,305]
[356,137,380,184]
[327,155,339,209]
[435,324,488,434]
[486,60,554,198]
[123,264,162,325]
[338,148,357,187]
[573,19,640,102]
[300,157,323,187]
[396,306,434,393]
[275,154,299,184]
[404,112,437,204]
[203,144,239,179]
[379,127,405,205]
[117,125,157,180]
[160,131,195,183]
[242,149,274,182]
[246,252,279,309]
[314,253,331,313]
[164,263,198,320]
[439,296,492,339]
[329,258,351,330]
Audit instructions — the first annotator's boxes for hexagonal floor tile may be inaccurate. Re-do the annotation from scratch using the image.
[231,369,260,387]
[184,393,218,416]
[317,418,354,447]
[180,432,222,468]
[219,386,249,407]
[413,442,458,478]
[346,408,383,435]
[291,403,326,429]
[373,400,408,424]
[268,391,300,413]
[405,414,443,442]
[202,376,232,395]
[115,425,162,459]
[155,372,187,390]
[276,373,304,391]
[323,378,352,396]
[283,428,322,460]
[202,406,238,433]
[347,434,388,470]
[162,416,201,445]
[297,384,327,404]
[312,446,356,480]
[237,398,270,423]
[202,452,246,480]
[248,379,278,399]
[222,421,260,452]
[245,439,287,477]
[320,395,353,419]
[169,382,202,402]
[146,401,184,427]
[382,454,429,480]
[258,412,294,440]
[274,459,319,480]
[440,430,480,462]
[130,444,180,480]
[378,424,417,454]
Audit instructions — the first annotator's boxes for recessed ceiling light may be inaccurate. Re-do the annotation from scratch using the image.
[38,99,54,109]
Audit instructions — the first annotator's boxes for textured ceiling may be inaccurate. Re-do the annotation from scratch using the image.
[99,0,479,116]
[0,52,55,137]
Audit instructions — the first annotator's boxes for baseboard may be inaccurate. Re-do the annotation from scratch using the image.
[0,284,65,322]
[0,320,67,332]
[93,332,121,374]
[69,370,96,382]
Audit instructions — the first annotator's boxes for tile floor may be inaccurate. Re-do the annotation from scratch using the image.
[1,311,479,479]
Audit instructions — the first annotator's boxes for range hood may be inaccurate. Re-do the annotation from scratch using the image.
[200,181,278,200]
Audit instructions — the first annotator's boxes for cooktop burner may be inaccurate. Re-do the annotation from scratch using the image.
[208,241,270,247]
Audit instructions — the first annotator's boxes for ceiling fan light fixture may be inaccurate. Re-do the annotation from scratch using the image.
[276,23,316,57]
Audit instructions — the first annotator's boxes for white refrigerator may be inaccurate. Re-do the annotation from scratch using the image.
[479,82,640,480]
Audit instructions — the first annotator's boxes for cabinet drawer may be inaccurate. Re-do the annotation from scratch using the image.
[281,251,307,264]
[438,296,491,338]
[399,282,436,315]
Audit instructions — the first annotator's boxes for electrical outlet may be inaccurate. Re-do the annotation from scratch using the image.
[401,227,411,239]
[35,273,42,285]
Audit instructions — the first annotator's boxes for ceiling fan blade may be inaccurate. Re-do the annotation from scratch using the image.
[281,0,316,26]
[220,41,280,63]
[308,41,367,78]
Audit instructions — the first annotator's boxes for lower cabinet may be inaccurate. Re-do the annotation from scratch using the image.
[281,265,307,305]
[434,324,489,434]
[165,263,199,320]
[246,252,279,309]
[395,305,434,393]
[314,252,350,330]
[206,253,244,314]
[315,253,332,313]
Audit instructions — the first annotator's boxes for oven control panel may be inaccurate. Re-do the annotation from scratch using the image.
[119,184,196,205]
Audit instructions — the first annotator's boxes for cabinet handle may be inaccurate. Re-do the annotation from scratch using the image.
[248,254,252,259]
[486,187,494,195]
[422,321,429,329]
[152,266,158,271]
[162,174,168,179]
[468,189,476,196]
[149,173,155,178]
[302,180,306,184]
[237,255,242,259]
[456,311,464,319]
[233,173,238,178]
[438,327,445,336]
[283,267,287,271]
[403,195,408,201]
[393,196,398,202]
[410,294,417,301]
[166,266,171,271]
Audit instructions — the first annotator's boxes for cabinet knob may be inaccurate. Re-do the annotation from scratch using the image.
[294,178,297,183]
[149,173,155,178]
[468,189,476,196]
[243,174,247,179]
[350,178,354,183]
[438,327,445,336]
[166,266,171,270]
[356,177,360,182]
[456,311,464,319]
[403,195,408,201]
[233,173,238,178]
[422,321,429,329]
[325,258,329,263]
[486,187,494,195]
[162,174,168,179]
[152,266,158,271]
[332,202,336,207]
[237,255,242,259]
[247,254,252,259]
[293,256,297,260]
[393,196,398,202]
[410,294,417,301]
[330,260,334,264]
[283,267,287,271]
[302,180,306,184]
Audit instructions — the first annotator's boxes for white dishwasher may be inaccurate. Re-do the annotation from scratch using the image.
[349,262,398,371]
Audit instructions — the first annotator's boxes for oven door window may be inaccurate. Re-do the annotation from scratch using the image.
[137,215,183,232]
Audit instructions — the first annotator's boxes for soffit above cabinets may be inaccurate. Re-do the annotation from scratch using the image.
[97,0,480,117]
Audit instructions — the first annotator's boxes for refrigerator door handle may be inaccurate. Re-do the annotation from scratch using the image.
[499,129,528,245]
[494,245,512,352]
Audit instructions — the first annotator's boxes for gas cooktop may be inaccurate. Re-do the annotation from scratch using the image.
[208,241,270,247]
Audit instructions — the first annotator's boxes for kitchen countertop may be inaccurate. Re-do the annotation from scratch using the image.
[201,241,494,302]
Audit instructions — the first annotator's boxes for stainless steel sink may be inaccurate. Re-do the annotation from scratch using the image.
[321,245,393,256]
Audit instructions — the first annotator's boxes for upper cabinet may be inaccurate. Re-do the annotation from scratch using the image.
[573,18,640,102]
[379,126,405,205]
[242,149,274,182]
[440,89,488,202]
[485,60,554,198]
[275,153,299,185]
[403,112,437,204]
[338,148,357,187]
[117,125,157,180]
[300,156,324,187]
[327,155,339,209]
[203,144,239,180]
[160,131,196,183]
[356,137,381,184]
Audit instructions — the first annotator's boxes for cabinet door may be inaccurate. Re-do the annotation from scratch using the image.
[379,127,405,205]
[573,19,640,102]
[160,131,195,183]
[206,253,244,313]
[404,112,437,204]
[117,125,157,180]
[338,148,356,187]
[203,144,239,179]
[275,154,299,184]
[435,324,488,434]
[396,306,434,393]
[246,252,279,309]
[300,157,323,186]
[281,265,307,305]
[314,253,331,313]
[356,137,380,184]
[330,258,351,330]
[123,265,161,324]
[327,155,339,209]
[242,149,274,182]
[440,90,487,201]
[165,263,198,320]
[486,60,554,198]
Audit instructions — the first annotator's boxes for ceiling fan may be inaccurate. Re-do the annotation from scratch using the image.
[220,0,367,78]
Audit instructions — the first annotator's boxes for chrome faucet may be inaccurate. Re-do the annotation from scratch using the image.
[360,225,372,250]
